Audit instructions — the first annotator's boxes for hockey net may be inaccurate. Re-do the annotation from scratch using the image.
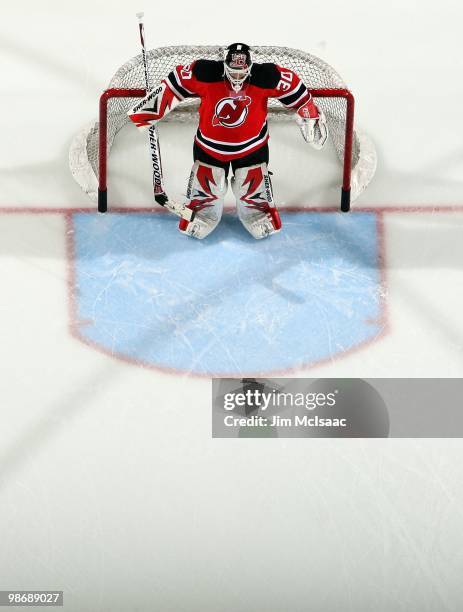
[69,45,376,211]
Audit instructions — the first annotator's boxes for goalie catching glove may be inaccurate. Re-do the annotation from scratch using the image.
[295,98,328,149]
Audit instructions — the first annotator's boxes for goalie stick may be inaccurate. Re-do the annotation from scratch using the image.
[136,12,194,222]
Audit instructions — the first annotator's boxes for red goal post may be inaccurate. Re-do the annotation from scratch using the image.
[97,87,355,214]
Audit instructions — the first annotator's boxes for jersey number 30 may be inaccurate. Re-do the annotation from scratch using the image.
[276,71,293,92]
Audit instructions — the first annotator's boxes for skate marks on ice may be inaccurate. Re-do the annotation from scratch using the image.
[68,210,386,376]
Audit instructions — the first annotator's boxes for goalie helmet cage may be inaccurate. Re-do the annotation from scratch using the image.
[69,45,377,213]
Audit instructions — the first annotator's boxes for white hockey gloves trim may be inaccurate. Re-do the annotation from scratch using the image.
[295,98,328,149]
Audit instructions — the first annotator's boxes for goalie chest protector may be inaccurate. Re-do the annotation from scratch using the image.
[166,59,309,160]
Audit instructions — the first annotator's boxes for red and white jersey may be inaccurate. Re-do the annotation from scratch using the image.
[129,60,314,162]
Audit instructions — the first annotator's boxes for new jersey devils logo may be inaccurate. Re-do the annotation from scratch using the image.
[212,96,251,128]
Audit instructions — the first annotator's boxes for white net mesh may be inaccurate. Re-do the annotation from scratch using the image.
[69,45,376,203]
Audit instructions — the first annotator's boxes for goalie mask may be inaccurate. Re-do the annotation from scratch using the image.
[224,43,252,92]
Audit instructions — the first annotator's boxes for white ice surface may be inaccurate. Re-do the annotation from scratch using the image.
[1,1,463,610]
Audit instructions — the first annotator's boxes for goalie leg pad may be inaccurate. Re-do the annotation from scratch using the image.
[179,162,227,239]
[231,163,282,239]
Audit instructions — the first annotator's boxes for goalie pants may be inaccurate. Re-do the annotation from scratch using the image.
[193,142,269,176]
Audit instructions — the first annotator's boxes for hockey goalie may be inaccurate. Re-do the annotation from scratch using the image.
[128,43,328,239]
